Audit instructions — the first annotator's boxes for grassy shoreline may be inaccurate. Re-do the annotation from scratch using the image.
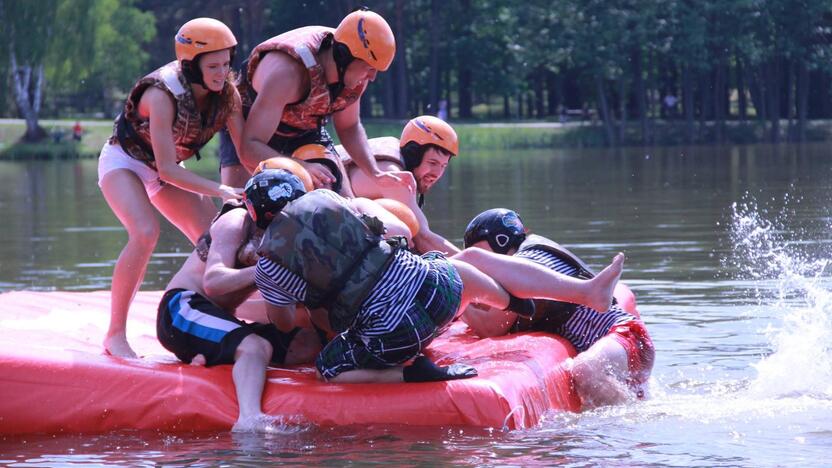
[2,118,830,160]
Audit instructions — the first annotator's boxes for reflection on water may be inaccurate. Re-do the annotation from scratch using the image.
[1,143,832,465]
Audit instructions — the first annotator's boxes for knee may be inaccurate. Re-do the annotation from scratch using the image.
[127,221,160,250]
[571,357,600,389]
[237,334,273,362]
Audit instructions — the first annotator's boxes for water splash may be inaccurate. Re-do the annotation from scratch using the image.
[726,196,832,399]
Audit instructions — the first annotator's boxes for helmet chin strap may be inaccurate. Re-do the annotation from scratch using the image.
[182,48,235,93]
[181,60,207,88]
[329,41,354,100]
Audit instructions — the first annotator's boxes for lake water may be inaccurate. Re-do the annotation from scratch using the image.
[1,143,831,466]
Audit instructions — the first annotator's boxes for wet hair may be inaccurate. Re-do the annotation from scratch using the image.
[400,142,453,172]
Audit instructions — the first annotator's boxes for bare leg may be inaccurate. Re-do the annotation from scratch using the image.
[448,258,513,311]
[570,335,631,409]
[152,184,218,244]
[100,170,161,358]
[231,334,274,432]
[454,248,624,312]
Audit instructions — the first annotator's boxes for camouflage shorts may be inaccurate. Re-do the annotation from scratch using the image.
[316,251,462,379]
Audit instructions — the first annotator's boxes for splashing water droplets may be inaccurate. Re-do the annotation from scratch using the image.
[726,195,832,400]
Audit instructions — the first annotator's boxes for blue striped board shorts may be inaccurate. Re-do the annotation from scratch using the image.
[156,288,299,366]
[315,251,463,379]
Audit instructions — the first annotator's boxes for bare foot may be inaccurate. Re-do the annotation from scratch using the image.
[190,354,207,366]
[232,414,282,434]
[103,334,138,359]
[585,253,625,312]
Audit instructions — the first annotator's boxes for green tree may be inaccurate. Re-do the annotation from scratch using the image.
[2,0,154,142]
[2,0,58,141]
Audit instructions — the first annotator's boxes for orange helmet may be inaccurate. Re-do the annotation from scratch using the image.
[292,144,331,161]
[253,157,314,192]
[400,115,459,156]
[374,198,420,237]
[175,18,237,63]
[291,144,344,192]
[334,10,396,72]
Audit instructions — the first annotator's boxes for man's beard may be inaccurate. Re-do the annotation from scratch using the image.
[416,178,431,194]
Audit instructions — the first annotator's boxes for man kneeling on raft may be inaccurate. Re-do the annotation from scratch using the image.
[156,159,322,433]
[248,170,625,383]
[457,209,655,408]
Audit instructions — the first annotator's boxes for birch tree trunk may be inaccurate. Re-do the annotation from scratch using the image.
[10,49,47,142]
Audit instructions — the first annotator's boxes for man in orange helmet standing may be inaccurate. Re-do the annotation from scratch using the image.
[339,115,461,255]
[217,8,414,198]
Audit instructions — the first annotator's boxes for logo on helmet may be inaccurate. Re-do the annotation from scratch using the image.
[413,118,445,142]
[414,118,431,133]
[494,234,511,248]
[175,34,192,45]
[268,183,294,201]
[501,211,523,231]
[357,18,369,49]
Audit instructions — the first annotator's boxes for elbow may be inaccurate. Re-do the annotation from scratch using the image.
[202,272,224,298]
[156,163,178,184]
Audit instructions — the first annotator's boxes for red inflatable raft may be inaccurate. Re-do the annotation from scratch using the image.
[0,286,637,435]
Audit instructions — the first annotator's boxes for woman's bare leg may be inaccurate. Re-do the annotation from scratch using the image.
[100,170,161,358]
[151,185,218,243]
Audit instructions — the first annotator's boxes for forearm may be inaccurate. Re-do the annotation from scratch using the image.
[157,163,227,197]
[242,137,288,167]
[203,265,255,298]
[414,230,461,256]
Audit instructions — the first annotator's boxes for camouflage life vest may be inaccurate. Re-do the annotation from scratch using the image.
[513,234,601,332]
[194,200,260,267]
[109,61,235,168]
[241,26,365,138]
[257,190,401,332]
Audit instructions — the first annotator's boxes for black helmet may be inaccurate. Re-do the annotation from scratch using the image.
[243,169,306,229]
[463,208,526,254]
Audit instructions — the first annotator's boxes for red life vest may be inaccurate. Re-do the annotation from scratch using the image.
[242,27,365,137]
[109,61,235,168]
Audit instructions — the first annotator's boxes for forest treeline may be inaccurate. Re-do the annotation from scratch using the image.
[3,0,832,145]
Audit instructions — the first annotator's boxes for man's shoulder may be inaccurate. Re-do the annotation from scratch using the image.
[210,207,248,236]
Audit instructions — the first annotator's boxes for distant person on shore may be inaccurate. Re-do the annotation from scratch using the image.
[72,121,83,141]
[459,209,654,408]
[437,100,448,121]
[98,18,246,358]
[216,8,413,198]
[340,116,461,255]
[663,94,678,118]
[157,162,321,432]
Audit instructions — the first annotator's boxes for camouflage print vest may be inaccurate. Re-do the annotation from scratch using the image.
[513,234,601,332]
[257,190,399,332]
[337,136,405,171]
[109,61,235,168]
[241,26,365,138]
